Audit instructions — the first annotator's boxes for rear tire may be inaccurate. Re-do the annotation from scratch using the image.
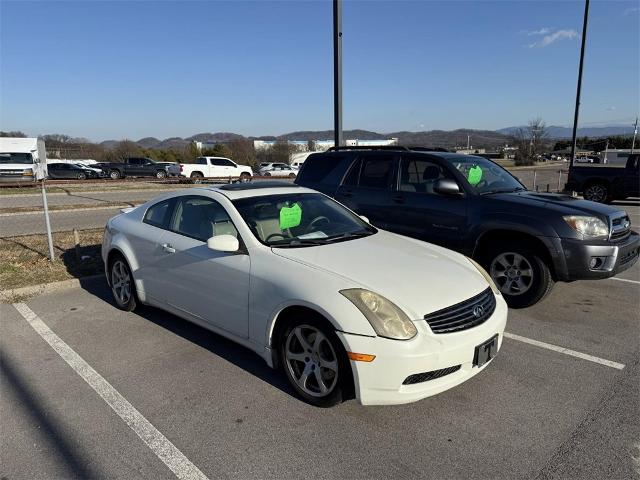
[240,172,251,181]
[480,243,554,308]
[109,170,121,180]
[279,317,350,407]
[264,172,271,177]
[156,170,167,179]
[583,182,610,203]
[77,172,87,180]
[109,254,138,311]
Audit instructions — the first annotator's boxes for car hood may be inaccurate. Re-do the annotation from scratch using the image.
[272,230,490,320]
[489,191,624,218]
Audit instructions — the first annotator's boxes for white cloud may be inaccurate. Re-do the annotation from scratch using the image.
[523,28,551,36]
[624,7,640,15]
[529,29,579,48]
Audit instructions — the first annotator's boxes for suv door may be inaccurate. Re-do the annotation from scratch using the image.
[388,154,468,249]
[334,152,399,229]
[158,195,250,338]
[126,158,144,176]
[624,155,639,197]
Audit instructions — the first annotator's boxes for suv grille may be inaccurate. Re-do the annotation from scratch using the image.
[424,288,496,334]
[402,365,461,385]
[610,215,631,242]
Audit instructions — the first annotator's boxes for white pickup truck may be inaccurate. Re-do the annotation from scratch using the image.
[180,156,253,180]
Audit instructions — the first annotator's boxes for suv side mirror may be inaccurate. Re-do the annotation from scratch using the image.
[207,234,239,252]
[434,178,461,196]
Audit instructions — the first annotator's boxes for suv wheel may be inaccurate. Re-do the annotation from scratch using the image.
[279,319,349,407]
[481,245,554,308]
[583,183,609,203]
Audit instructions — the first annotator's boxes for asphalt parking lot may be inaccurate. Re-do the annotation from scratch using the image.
[2,201,639,479]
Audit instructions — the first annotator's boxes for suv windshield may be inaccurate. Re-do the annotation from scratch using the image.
[0,153,33,164]
[447,156,525,194]
[233,192,376,247]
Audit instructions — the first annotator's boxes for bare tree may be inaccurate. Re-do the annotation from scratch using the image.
[228,139,257,168]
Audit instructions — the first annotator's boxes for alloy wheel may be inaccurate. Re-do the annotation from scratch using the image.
[490,252,534,296]
[584,184,606,202]
[284,325,338,397]
[111,260,132,306]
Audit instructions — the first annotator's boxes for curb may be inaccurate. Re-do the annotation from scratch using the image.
[0,274,104,302]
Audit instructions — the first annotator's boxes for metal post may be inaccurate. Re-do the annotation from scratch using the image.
[569,0,590,173]
[532,170,537,190]
[557,170,562,192]
[333,0,343,150]
[631,117,638,154]
[41,180,55,261]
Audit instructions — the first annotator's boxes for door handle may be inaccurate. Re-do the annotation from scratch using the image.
[161,243,175,254]
[392,195,405,203]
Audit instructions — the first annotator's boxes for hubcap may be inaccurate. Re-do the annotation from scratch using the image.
[285,325,338,397]
[111,260,131,306]
[585,185,605,202]
[490,252,534,296]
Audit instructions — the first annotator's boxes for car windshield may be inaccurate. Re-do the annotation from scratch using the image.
[233,192,376,248]
[447,156,525,194]
[0,152,33,164]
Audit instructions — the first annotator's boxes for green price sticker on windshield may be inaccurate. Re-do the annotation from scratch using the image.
[468,165,483,185]
[280,203,302,230]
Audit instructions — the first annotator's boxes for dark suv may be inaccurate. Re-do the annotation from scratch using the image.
[296,147,639,307]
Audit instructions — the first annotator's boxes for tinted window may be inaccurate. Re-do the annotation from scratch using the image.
[359,155,397,189]
[171,196,238,241]
[399,157,451,194]
[342,159,361,186]
[128,158,142,165]
[195,158,208,165]
[0,153,33,164]
[297,154,346,183]
[211,158,234,167]
[143,199,173,229]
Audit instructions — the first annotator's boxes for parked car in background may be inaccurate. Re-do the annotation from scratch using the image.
[48,162,99,180]
[102,182,507,406]
[565,154,640,203]
[296,147,640,308]
[180,156,252,181]
[260,163,298,177]
[72,162,106,177]
[97,157,181,180]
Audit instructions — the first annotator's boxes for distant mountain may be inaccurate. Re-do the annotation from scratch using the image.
[187,132,245,142]
[498,125,633,138]
[136,137,162,148]
[278,129,386,141]
[388,129,512,148]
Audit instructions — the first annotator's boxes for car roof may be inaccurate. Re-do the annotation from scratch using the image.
[205,181,315,200]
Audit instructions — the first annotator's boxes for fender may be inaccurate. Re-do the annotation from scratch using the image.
[470,212,560,252]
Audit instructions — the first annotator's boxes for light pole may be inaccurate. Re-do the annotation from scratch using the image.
[333,0,343,150]
[631,117,638,154]
[569,0,590,173]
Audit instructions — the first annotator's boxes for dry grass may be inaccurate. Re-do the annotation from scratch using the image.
[0,203,141,215]
[0,228,104,291]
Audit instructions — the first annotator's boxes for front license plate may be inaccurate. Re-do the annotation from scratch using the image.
[473,334,499,368]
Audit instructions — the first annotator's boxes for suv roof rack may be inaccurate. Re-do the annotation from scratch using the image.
[326,145,409,152]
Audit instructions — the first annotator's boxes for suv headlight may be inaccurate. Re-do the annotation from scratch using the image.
[340,289,417,340]
[563,215,609,238]
[467,257,501,296]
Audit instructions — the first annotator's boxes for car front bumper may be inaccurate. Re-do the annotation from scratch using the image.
[336,295,508,406]
[559,231,640,281]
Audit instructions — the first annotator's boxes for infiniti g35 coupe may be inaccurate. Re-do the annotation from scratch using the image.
[102,182,507,406]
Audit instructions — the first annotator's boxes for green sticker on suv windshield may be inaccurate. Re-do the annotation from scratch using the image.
[468,165,483,185]
[280,203,302,230]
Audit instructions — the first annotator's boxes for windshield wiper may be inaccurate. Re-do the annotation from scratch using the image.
[480,187,526,195]
[325,230,374,243]
[269,238,329,248]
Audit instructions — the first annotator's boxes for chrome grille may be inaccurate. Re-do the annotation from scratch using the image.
[424,288,496,334]
[610,214,631,242]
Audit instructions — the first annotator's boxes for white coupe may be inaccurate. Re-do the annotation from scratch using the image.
[102,182,507,406]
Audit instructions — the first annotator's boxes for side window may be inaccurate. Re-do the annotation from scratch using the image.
[171,197,238,241]
[195,158,207,165]
[221,159,235,167]
[358,155,397,189]
[399,157,450,194]
[297,154,346,183]
[128,158,140,165]
[143,199,173,229]
[211,158,224,166]
[342,159,361,186]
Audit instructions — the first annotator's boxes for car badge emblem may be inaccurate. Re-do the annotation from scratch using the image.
[473,305,485,318]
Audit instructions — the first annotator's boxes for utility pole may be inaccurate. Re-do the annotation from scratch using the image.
[333,0,343,150]
[467,134,470,150]
[631,116,638,154]
[604,138,609,163]
[569,0,590,173]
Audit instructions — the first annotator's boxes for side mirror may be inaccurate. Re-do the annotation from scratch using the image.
[359,215,370,224]
[434,178,461,196]
[207,234,239,252]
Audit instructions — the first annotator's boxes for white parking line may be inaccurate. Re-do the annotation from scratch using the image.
[504,332,625,370]
[610,277,640,285]
[13,303,209,480]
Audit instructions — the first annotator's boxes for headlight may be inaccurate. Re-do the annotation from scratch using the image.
[340,289,417,340]
[22,168,33,176]
[563,215,608,238]
[467,257,501,296]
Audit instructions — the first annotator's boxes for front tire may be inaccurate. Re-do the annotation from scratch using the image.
[77,172,87,180]
[481,244,554,308]
[109,255,138,311]
[110,170,121,180]
[583,182,609,203]
[279,319,349,407]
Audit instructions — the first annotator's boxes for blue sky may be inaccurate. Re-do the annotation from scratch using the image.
[1,0,638,141]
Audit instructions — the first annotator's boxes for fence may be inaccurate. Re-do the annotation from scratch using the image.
[512,167,568,193]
